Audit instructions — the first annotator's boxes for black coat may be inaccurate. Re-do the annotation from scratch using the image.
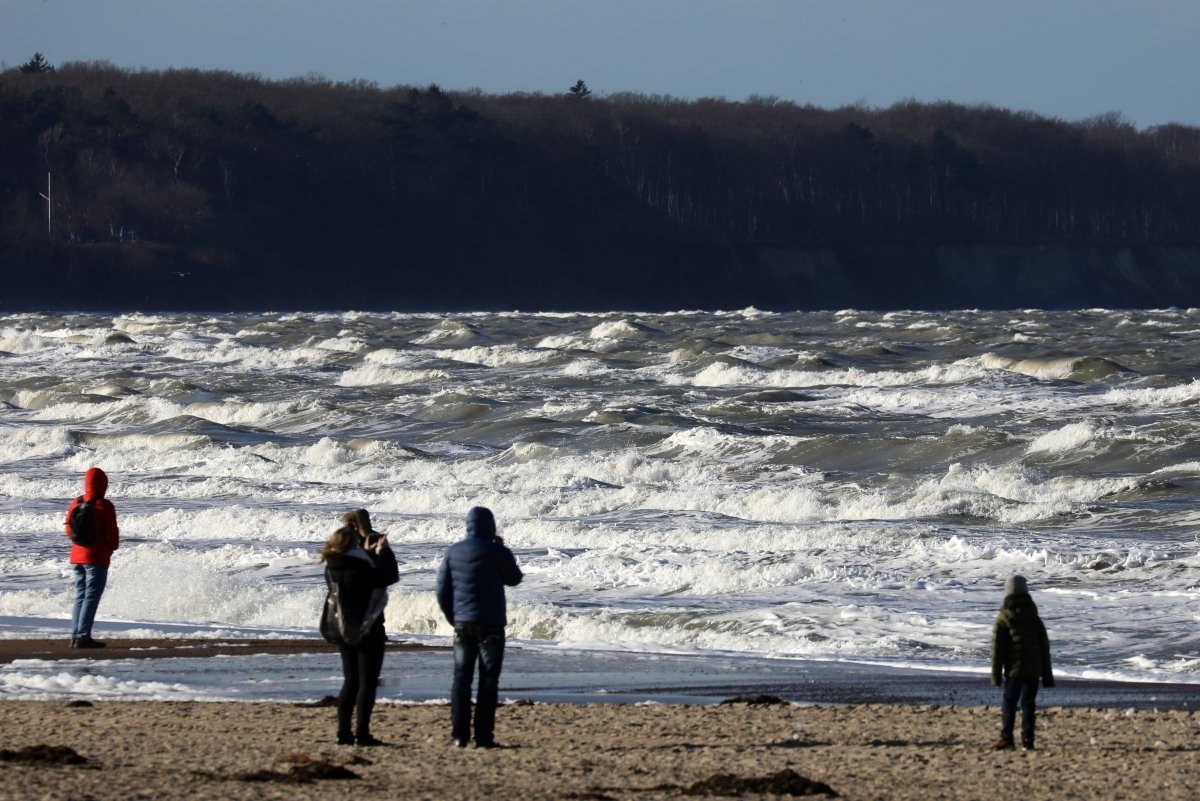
[992,592,1054,686]
[325,546,400,639]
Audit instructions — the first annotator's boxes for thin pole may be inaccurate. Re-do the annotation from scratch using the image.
[38,172,51,236]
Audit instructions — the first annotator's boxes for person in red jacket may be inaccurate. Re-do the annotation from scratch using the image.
[64,467,120,648]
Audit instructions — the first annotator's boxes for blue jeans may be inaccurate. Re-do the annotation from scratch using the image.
[70,564,109,639]
[451,623,506,745]
[1001,675,1040,743]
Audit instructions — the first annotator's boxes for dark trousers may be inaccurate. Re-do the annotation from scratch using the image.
[337,629,386,738]
[451,623,506,745]
[1001,675,1040,743]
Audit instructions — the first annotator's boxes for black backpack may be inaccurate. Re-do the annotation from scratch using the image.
[67,496,98,546]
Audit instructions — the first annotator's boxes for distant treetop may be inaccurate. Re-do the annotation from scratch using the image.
[568,79,591,99]
[18,53,55,74]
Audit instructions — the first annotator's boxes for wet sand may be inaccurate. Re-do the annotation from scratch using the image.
[2,638,1197,710]
[0,637,434,664]
[1,699,1197,800]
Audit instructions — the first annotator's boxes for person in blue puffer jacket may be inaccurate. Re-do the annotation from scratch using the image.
[435,506,523,748]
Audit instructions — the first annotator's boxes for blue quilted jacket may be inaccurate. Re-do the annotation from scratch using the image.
[436,507,523,627]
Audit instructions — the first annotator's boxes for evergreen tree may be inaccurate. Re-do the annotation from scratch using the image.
[18,52,55,73]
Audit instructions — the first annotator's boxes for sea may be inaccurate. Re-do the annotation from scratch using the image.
[1,308,1198,703]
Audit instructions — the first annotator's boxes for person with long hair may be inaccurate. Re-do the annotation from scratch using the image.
[343,508,383,549]
[320,522,398,746]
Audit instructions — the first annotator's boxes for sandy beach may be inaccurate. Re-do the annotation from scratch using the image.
[2,635,1199,801]
[2,641,1198,799]
[2,697,1198,801]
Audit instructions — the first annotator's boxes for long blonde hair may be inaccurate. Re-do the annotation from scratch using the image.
[319,526,357,562]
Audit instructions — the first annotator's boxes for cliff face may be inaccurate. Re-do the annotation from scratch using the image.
[739,244,1200,311]
[13,241,1200,312]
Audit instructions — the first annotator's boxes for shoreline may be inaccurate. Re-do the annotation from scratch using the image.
[0,637,437,664]
[1,637,1196,709]
[1,700,1197,800]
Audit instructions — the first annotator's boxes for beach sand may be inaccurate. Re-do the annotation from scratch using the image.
[2,639,1197,799]
[2,698,1197,800]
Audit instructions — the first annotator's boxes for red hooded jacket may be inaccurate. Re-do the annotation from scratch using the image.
[64,467,120,566]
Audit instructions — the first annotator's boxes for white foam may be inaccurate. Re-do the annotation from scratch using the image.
[362,348,418,366]
[310,336,369,353]
[433,345,558,368]
[1105,380,1200,408]
[112,314,177,334]
[0,669,196,700]
[648,428,809,464]
[0,424,73,461]
[534,334,581,350]
[1,308,1198,688]
[982,353,1079,380]
[675,360,992,391]
[338,365,450,386]
[1026,422,1100,455]
[412,319,491,346]
[587,319,664,340]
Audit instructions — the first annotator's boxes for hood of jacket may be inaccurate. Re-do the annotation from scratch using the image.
[1001,591,1037,617]
[84,467,108,501]
[466,506,496,540]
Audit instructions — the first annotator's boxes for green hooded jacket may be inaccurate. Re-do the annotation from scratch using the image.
[991,592,1054,686]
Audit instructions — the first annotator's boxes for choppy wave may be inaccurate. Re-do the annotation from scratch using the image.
[1,308,1199,684]
[982,353,1132,382]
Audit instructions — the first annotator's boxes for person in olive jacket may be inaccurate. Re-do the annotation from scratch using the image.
[991,574,1054,750]
[320,524,399,746]
[436,506,523,748]
[64,467,120,648]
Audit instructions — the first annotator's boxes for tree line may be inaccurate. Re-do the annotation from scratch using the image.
[3,60,1200,310]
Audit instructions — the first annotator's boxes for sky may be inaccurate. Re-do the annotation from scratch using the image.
[2,0,1198,128]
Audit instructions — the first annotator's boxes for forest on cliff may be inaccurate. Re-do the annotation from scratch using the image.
[3,60,1200,310]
